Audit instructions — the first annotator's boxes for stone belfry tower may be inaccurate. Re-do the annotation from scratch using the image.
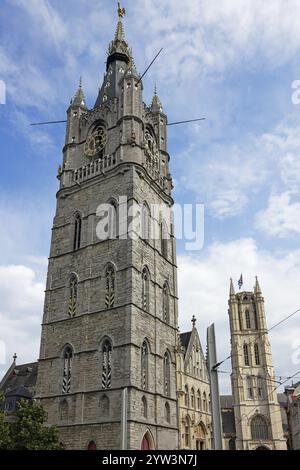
[228,278,286,450]
[36,7,179,450]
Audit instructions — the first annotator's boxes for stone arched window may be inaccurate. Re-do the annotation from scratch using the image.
[208,394,211,412]
[102,339,112,389]
[184,385,189,407]
[161,221,169,258]
[142,396,147,418]
[197,390,201,410]
[68,275,78,317]
[99,394,109,418]
[62,345,73,394]
[251,415,269,440]
[243,344,250,366]
[108,200,118,239]
[141,340,149,390]
[257,376,264,398]
[165,402,170,423]
[247,376,253,399]
[163,351,171,397]
[184,417,190,448]
[142,267,150,311]
[245,309,251,329]
[191,388,195,409]
[105,265,115,309]
[203,392,207,412]
[142,203,150,240]
[162,282,170,323]
[73,212,82,251]
[254,344,260,365]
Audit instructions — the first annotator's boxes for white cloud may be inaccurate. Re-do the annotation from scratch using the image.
[0,265,44,377]
[255,192,300,237]
[178,238,300,393]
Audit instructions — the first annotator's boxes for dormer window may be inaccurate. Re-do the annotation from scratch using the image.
[103,94,108,102]
[119,66,125,73]
[73,111,78,117]
[127,82,131,88]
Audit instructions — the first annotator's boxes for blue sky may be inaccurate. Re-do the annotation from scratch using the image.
[1,0,300,392]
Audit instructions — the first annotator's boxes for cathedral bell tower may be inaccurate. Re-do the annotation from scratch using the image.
[36,7,179,450]
[228,278,286,450]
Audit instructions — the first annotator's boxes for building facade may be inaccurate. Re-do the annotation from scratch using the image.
[176,318,212,450]
[228,278,287,450]
[34,14,179,450]
[285,383,300,450]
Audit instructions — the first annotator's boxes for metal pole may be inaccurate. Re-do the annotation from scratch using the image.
[207,323,223,450]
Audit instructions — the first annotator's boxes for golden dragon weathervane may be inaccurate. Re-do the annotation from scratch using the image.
[118,2,126,18]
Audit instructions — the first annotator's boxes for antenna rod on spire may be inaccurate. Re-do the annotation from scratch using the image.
[136,48,163,85]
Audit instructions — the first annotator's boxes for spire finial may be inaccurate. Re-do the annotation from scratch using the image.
[118,2,126,18]
[13,353,17,364]
[192,315,197,328]
[72,78,86,108]
[254,276,262,295]
[151,84,163,113]
[230,278,235,296]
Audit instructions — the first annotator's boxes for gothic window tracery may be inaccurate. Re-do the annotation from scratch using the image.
[163,351,171,397]
[254,344,260,365]
[68,275,78,317]
[191,388,195,409]
[197,390,201,410]
[184,385,189,407]
[184,417,190,448]
[161,221,168,258]
[245,309,251,329]
[144,128,159,171]
[257,376,264,398]
[243,344,250,366]
[247,376,253,399]
[203,392,207,412]
[73,213,82,251]
[142,267,150,311]
[141,341,149,390]
[105,266,115,309]
[162,282,170,323]
[102,339,112,389]
[62,346,73,394]
[251,415,269,440]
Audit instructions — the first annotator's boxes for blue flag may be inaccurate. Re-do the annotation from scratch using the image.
[238,274,243,290]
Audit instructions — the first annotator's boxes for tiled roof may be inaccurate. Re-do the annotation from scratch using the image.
[0,362,38,396]
[180,332,192,351]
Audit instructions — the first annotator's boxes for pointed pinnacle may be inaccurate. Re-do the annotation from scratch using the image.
[254,276,262,295]
[72,77,86,107]
[230,278,235,296]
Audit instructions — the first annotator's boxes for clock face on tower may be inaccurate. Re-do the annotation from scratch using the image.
[84,126,107,157]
